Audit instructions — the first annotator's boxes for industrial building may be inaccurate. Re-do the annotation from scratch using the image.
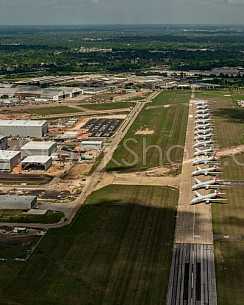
[0,120,48,138]
[80,140,103,151]
[0,195,37,210]
[21,141,57,157]
[21,155,52,171]
[0,150,21,171]
[0,135,7,150]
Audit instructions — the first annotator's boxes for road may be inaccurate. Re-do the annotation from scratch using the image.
[167,93,217,305]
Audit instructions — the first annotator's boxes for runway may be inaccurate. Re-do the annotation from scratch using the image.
[167,95,217,305]
[167,244,217,305]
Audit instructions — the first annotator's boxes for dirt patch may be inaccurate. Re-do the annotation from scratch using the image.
[64,163,91,179]
[217,145,244,158]
[135,128,154,135]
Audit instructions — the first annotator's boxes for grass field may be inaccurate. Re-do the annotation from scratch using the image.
[212,154,244,305]
[0,185,178,305]
[107,91,190,172]
[152,90,190,105]
[80,101,134,111]
[195,90,244,147]
[23,106,82,115]
[196,90,244,304]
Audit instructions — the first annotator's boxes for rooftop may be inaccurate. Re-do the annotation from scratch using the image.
[0,150,20,160]
[21,141,56,150]
[21,155,52,164]
[0,120,47,127]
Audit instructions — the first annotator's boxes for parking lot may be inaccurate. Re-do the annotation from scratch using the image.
[83,118,123,137]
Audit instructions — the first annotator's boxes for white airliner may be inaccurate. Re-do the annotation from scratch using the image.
[192,156,217,166]
[192,177,220,190]
[194,147,214,157]
[191,190,225,205]
[195,118,212,124]
[193,140,213,148]
[196,105,209,110]
[195,129,213,135]
[196,114,210,119]
[196,109,210,114]
[192,165,221,176]
[195,134,213,141]
[195,123,212,130]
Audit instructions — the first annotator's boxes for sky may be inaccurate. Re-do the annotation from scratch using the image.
[1,0,244,25]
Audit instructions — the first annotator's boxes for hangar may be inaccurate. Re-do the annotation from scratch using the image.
[0,150,21,172]
[21,155,52,171]
[21,141,57,157]
[0,195,37,210]
[0,120,48,138]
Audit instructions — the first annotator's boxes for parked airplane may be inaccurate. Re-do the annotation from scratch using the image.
[193,140,214,148]
[195,129,213,135]
[195,118,212,124]
[196,109,210,114]
[192,165,221,176]
[195,123,212,129]
[195,135,213,142]
[194,147,214,157]
[196,114,210,119]
[192,177,220,190]
[196,105,209,110]
[192,156,217,165]
[191,190,225,205]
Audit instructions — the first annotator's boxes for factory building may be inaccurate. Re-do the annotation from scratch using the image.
[21,141,57,157]
[80,140,103,151]
[0,135,7,150]
[0,120,48,138]
[0,150,21,171]
[0,195,37,210]
[21,156,52,171]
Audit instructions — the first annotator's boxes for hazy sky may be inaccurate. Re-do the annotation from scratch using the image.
[1,0,244,25]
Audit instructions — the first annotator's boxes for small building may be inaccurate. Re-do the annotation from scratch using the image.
[0,150,21,171]
[80,140,103,151]
[0,195,37,210]
[0,120,48,138]
[0,135,7,150]
[21,155,52,171]
[21,141,57,157]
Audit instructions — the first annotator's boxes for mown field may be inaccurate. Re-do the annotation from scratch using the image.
[0,185,178,305]
[197,90,244,304]
[80,101,134,111]
[23,105,82,115]
[107,90,190,172]
[195,90,244,147]
[212,154,244,305]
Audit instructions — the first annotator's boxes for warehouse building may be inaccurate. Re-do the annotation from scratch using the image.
[0,136,7,150]
[21,141,57,157]
[21,155,52,171]
[80,140,103,151]
[0,150,21,172]
[0,195,37,210]
[0,120,48,138]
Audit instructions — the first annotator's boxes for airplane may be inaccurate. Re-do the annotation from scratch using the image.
[192,177,220,190]
[195,129,213,135]
[195,118,212,124]
[195,123,212,129]
[196,109,210,114]
[195,135,213,142]
[192,156,218,165]
[195,100,208,105]
[196,104,209,110]
[191,190,225,205]
[196,114,210,119]
[193,140,214,148]
[192,165,221,176]
[194,147,214,157]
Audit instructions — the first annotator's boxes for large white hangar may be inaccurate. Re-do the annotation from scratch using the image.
[21,155,52,171]
[0,120,48,138]
[21,141,57,157]
[0,150,21,172]
[0,195,37,210]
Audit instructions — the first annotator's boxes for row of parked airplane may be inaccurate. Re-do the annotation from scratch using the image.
[191,100,226,205]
